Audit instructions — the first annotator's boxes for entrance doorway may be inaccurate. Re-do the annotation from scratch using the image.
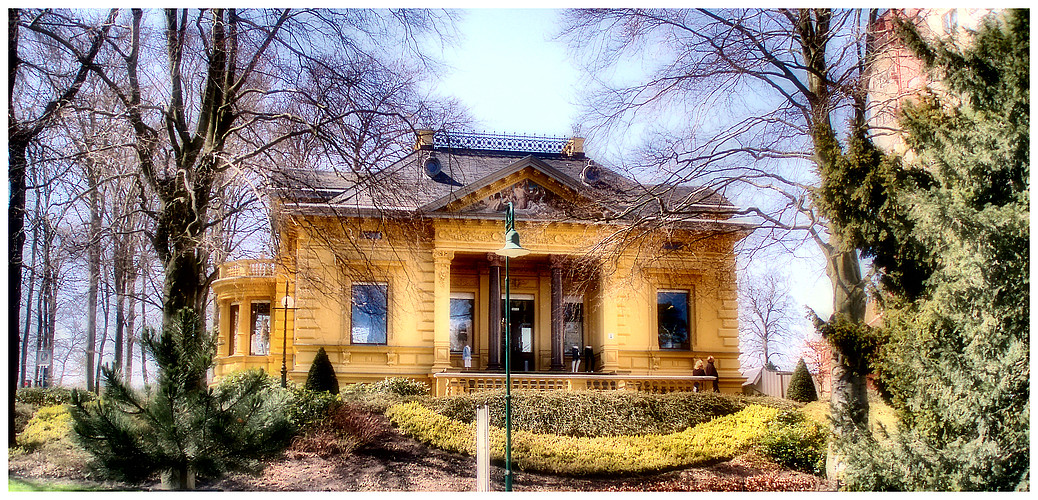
[502,297,535,372]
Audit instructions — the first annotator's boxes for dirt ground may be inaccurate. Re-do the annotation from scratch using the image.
[9,418,834,492]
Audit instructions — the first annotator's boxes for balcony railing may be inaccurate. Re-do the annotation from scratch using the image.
[432,372,717,396]
[218,259,275,279]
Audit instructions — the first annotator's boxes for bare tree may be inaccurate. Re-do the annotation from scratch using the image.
[8,7,117,444]
[561,8,886,437]
[69,8,457,333]
[739,270,800,370]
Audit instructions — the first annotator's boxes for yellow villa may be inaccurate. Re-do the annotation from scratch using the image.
[211,131,752,395]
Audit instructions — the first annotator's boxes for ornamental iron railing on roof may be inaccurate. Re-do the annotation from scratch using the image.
[433,131,570,154]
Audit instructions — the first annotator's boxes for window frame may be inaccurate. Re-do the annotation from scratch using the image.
[249,301,271,355]
[228,303,239,355]
[656,288,692,351]
[449,291,476,354]
[350,282,389,345]
[563,295,584,355]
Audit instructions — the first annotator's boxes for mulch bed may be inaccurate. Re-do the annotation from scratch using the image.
[9,414,835,492]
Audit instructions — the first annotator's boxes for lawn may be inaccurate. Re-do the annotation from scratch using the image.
[9,477,106,492]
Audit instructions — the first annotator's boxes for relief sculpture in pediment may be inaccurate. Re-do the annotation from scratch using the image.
[463,179,570,217]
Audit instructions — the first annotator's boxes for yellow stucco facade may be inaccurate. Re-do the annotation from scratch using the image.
[211,132,749,394]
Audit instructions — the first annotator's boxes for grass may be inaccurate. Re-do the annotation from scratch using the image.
[8,477,106,492]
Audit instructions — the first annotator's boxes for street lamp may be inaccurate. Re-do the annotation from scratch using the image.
[494,201,529,492]
[280,281,296,388]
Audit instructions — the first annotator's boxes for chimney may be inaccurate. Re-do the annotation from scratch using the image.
[415,129,435,150]
[563,137,585,158]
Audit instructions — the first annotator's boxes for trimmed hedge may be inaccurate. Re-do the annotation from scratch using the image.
[786,359,818,403]
[386,401,782,475]
[422,390,797,437]
[305,347,340,395]
[16,387,96,407]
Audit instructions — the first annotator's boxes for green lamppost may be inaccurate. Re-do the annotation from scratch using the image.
[280,281,295,388]
[494,201,529,491]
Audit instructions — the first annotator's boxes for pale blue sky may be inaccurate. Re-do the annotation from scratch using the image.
[433,9,580,138]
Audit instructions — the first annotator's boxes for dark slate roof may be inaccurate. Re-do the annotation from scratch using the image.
[274,144,741,226]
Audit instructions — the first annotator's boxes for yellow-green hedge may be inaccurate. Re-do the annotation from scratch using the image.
[386,402,781,475]
[17,404,73,450]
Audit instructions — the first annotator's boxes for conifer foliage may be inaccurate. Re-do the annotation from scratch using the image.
[305,347,340,394]
[69,310,293,490]
[786,359,818,403]
[842,10,1029,491]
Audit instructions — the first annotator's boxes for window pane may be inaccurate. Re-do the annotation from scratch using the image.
[657,291,689,349]
[352,284,387,344]
[449,298,474,352]
[229,304,239,355]
[250,302,271,355]
[563,302,583,350]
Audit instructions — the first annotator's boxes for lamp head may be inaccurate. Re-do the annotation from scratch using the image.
[281,295,294,308]
[495,228,530,258]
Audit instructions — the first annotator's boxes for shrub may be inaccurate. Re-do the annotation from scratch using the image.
[386,402,782,475]
[18,404,73,451]
[14,402,35,435]
[305,347,339,394]
[285,387,342,430]
[786,359,818,403]
[69,310,294,489]
[759,411,827,475]
[16,387,96,408]
[290,403,387,457]
[423,390,794,438]
[370,377,429,396]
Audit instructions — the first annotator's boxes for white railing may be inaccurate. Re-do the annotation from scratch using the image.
[219,259,275,278]
[432,372,717,396]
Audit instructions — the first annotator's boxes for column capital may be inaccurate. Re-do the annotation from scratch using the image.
[549,255,568,269]
[434,249,455,263]
[487,253,505,267]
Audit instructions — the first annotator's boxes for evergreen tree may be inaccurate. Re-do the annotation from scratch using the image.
[69,310,293,490]
[305,347,340,395]
[841,10,1029,490]
[786,359,818,403]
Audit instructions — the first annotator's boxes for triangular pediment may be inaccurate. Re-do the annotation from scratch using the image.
[422,156,595,217]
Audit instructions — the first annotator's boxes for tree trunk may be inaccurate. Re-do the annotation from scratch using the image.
[161,465,196,490]
[140,296,149,387]
[86,169,101,392]
[125,270,137,384]
[113,232,126,375]
[9,135,27,445]
[43,249,57,389]
[797,8,871,440]
[19,187,40,389]
[96,280,112,391]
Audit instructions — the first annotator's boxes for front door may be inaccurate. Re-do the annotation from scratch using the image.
[502,298,535,372]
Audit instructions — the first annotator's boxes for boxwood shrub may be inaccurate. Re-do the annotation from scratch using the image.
[421,390,796,437]
[758,410,827,475]
[386,401,782,475]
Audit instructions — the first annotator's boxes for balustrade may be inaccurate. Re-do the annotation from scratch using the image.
[433,372,716,396]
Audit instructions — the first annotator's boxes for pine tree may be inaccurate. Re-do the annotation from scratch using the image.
[786,359,818,403]
[841,10,1029,490]
[69,310,293,490]
[305,347,340,395]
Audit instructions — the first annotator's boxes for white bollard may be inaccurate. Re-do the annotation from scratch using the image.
[476,405,490,491]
